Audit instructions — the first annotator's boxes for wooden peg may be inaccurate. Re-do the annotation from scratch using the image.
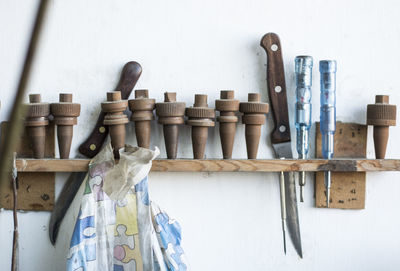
[51,93,81,159]
[128,89,155,149]
[215,90,239,159]
[101,91,128,158]
[156,92,186,159]
[186,94,215,159]
[367,95,397,159]
[25,94,50,158]
[239,93,269,159]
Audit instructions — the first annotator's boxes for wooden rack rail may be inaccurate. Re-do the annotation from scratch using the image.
[15,158,400,173]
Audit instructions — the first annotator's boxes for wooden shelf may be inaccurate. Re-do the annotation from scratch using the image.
[15,158,400,173]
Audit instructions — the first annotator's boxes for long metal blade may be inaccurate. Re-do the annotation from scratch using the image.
[273,141,302,258]
[284,171,302,258]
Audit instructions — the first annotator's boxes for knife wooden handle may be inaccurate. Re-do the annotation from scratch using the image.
[78,61,142,158]
[260,33,291,144]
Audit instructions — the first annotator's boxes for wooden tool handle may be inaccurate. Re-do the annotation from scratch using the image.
[260,33,291,144]
[78,61,142,158]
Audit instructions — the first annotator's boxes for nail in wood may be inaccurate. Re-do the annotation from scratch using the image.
[25,94,50,158]
[51,93,81,159]
[186,94,215,159]
[367,95,396,159]
[156,92,186,159]
[128,89,155,149]
[215,90,239,159]
[101,91,129,158]
[239,93,269,159]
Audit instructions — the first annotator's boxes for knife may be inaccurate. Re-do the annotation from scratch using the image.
[49,61,142,245]
[260,33,303,258]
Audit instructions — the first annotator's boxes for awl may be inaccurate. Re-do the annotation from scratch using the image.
[260,33,302,258]
[295,56,313,202]
[319,60,337,208]
[49,61,142,244]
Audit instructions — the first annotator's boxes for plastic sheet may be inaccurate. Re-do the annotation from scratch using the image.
[66,144,188,271]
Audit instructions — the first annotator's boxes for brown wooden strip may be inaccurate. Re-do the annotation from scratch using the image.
[14,158,400,173]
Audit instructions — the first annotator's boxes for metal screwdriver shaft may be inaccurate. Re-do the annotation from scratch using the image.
[295,56,313,202]
[319,60,337,208]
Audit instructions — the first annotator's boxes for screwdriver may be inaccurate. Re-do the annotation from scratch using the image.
[295,56,313,202]
[319,60,337,208]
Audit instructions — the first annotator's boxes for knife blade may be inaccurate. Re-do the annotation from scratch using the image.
[49,61,142,245]
[260,33,302,258]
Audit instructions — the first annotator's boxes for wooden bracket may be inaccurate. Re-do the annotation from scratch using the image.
[315,122,367,209]
[0,121,55,211]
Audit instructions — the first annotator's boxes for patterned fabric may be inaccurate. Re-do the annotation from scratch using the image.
[67,145,188,271]
[152,204,187,271]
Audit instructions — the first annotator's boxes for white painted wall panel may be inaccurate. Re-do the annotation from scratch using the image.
[0,0,399,270]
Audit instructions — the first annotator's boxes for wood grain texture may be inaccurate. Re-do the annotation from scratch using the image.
[0,121,55,211]
[260,33,291,144]
[315,122,367,209]
[14,158,400,173]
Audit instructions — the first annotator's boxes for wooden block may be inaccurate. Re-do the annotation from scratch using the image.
[0,121,55,211]
[315,122,367,209]
[1,172,54,211]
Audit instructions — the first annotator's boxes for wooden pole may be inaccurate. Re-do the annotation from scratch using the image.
[0,0,49,202]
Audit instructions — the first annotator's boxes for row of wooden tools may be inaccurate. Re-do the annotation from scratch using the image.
[24,90,397,160]
[24,90,269,159]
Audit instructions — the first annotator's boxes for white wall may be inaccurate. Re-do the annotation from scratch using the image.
[1,0,400,270]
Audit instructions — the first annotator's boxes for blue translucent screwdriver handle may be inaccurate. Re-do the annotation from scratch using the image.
[319,60,337,207]
[295,56,313,202]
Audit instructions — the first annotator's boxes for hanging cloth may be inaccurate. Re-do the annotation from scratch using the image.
[66,144,188,271]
